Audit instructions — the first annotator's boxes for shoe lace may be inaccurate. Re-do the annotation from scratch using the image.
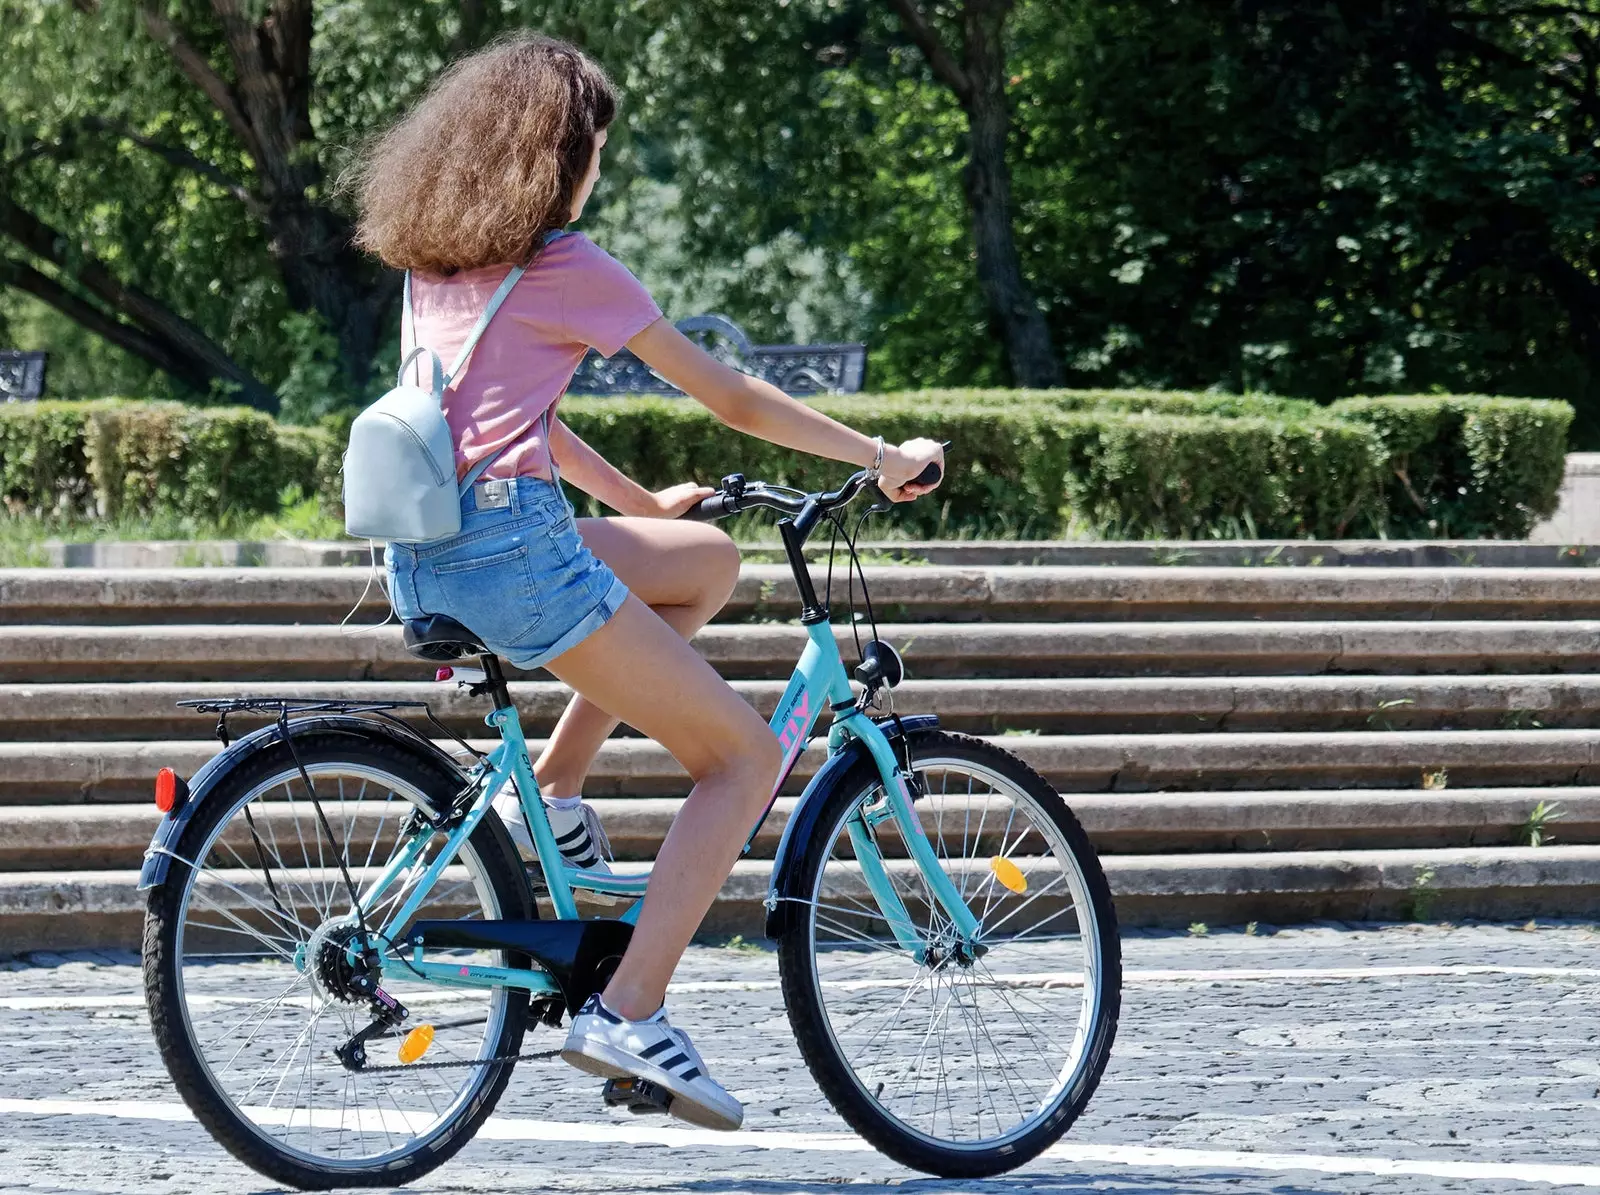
[576,800,613,862]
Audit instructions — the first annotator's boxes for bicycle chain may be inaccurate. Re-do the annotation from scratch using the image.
[348,1046,563,1075]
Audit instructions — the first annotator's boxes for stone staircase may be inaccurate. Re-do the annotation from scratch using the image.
[4,560,1600,950]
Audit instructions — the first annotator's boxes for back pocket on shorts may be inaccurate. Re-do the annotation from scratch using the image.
[430,543,544,648]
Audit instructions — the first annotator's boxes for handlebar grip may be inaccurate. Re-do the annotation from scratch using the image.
[680,493,734,521]
[911,460,943,487]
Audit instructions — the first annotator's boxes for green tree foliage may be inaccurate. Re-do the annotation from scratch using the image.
[644,0,1600,435]
[3,0,1599,443]
[0,0,651,414]
[1029,1,1600,425]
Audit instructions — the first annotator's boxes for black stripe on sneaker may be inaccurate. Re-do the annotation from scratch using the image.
[656,1052,690,1072]
[554,823,588,847]
[638,1039,674,1060]
[680,1067,701,1081]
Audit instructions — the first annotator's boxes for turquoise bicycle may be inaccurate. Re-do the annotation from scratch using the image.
[140,465,1121,1187]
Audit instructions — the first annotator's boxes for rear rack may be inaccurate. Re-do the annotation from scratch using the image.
[175,697,482,760]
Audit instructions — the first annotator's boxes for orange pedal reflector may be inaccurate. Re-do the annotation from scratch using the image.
[154,767,179,813]
[989,856,1027,894]
[398,1024,435,1064]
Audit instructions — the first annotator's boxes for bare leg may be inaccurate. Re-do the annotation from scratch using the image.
[531,518,739,796]
[542,594,782,1019]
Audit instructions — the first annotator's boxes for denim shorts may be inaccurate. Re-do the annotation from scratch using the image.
[385,477,629,671]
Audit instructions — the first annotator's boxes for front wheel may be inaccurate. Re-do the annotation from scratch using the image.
[777,729,1120,1177]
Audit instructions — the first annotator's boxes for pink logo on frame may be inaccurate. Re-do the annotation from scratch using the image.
[775,691,811,793]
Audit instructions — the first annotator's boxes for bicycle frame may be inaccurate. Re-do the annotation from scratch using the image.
[354,640,978,999]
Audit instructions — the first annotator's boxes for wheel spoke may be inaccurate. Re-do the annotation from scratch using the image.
[798,746,1116,1156]
[159,757,521,1177]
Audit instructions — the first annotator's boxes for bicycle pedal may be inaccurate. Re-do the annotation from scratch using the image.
[602,1076,672,1115]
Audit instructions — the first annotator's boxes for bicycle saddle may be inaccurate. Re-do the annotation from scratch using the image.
[401,613,489,662]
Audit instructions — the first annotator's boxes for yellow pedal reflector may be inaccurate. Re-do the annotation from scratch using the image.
[398,1024,435,1064]
[990,856,1027,894]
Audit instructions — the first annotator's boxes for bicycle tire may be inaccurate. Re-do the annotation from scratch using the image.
[143,730,534,1190]
[776,729,1121,1177]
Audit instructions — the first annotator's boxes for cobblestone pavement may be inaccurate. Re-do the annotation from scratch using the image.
[1,922,1598,1194]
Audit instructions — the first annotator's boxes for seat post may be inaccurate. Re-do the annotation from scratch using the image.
[478,653,514,711]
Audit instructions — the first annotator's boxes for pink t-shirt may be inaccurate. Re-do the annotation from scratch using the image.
[401,233,662,482]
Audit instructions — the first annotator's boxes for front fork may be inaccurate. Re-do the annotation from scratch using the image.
[832,710,982,961]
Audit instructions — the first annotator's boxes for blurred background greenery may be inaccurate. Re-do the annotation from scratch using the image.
[3,1,1599,438]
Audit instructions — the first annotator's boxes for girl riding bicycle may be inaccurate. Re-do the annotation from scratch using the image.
[351,32,944,1130]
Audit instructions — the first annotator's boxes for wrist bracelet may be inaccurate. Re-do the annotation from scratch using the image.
[867,435,885,481]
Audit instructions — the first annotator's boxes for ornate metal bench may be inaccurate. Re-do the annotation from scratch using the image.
[0,351,47,401]
[569,315,865,396]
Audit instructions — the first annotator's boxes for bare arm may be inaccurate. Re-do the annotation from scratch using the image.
[547,416,711,518]
[625,318,943,499]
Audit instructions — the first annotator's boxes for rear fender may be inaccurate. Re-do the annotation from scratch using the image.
[763,714,938,940]
[138,715,469,890]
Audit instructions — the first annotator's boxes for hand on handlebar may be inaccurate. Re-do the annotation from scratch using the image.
[878,437,945,502]
[643,482,716,519]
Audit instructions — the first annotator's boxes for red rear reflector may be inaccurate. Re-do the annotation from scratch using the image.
[154,767,178,813]
[435,667,454,682]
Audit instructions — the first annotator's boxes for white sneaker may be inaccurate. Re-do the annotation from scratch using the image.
[491,783,611,874]
[561,995,744,1131]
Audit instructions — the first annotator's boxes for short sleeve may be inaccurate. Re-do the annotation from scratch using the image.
[560,237,664,357]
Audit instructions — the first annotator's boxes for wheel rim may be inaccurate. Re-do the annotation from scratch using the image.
[169,763,516,1170]
[802,756,1106,1151]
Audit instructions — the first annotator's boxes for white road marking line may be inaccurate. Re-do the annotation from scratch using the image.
[3,962,1594,1012]
[0,1096,1596,1186]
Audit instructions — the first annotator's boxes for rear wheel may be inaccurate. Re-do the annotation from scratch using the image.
[777,730,1120,1177]
[143,732,536,1190]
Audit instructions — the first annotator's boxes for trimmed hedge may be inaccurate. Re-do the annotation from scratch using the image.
[0,400,324,521]
[0,391,1573,539]
[0,401,91,516]
[558,397,1384,539]
[1330,395,1573,539]
[908,387,1323,420]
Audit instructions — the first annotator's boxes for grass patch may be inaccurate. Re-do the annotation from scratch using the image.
[0,485,345,566]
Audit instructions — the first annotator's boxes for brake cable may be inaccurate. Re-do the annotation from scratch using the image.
[820,486,918,781]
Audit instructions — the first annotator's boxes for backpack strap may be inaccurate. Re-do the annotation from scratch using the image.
[456,444,507,495]
[443,229,572,387]
[399,272,445,395]
[396,345,444,397]
[442,265,525,386]
[407,228,573,495]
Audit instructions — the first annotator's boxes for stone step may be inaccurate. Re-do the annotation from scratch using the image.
[11,621,1600,683]
[32,538,1600,570]
[8,566,1600,625]
[2,786,1591,872]
[7,675,1600,741]
[7,845,1600,950]
[7,729,1600,806]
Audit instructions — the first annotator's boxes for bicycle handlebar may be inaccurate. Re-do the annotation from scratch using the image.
[679,459,944,524]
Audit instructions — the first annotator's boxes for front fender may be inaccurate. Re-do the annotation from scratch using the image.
[138,715,469,890]
[763,713,939,940]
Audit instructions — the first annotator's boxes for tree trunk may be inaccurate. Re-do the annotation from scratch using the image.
[193,0,388,390]
[0,258,214,393]
[0,192,277,408]
[959,2,1060,387]
[264,197,391,386]
[887,0,1061,387]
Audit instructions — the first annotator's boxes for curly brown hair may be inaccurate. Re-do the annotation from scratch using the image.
[351,33,616,275]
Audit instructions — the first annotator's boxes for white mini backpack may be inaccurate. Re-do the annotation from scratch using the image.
[343,231,566,543]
